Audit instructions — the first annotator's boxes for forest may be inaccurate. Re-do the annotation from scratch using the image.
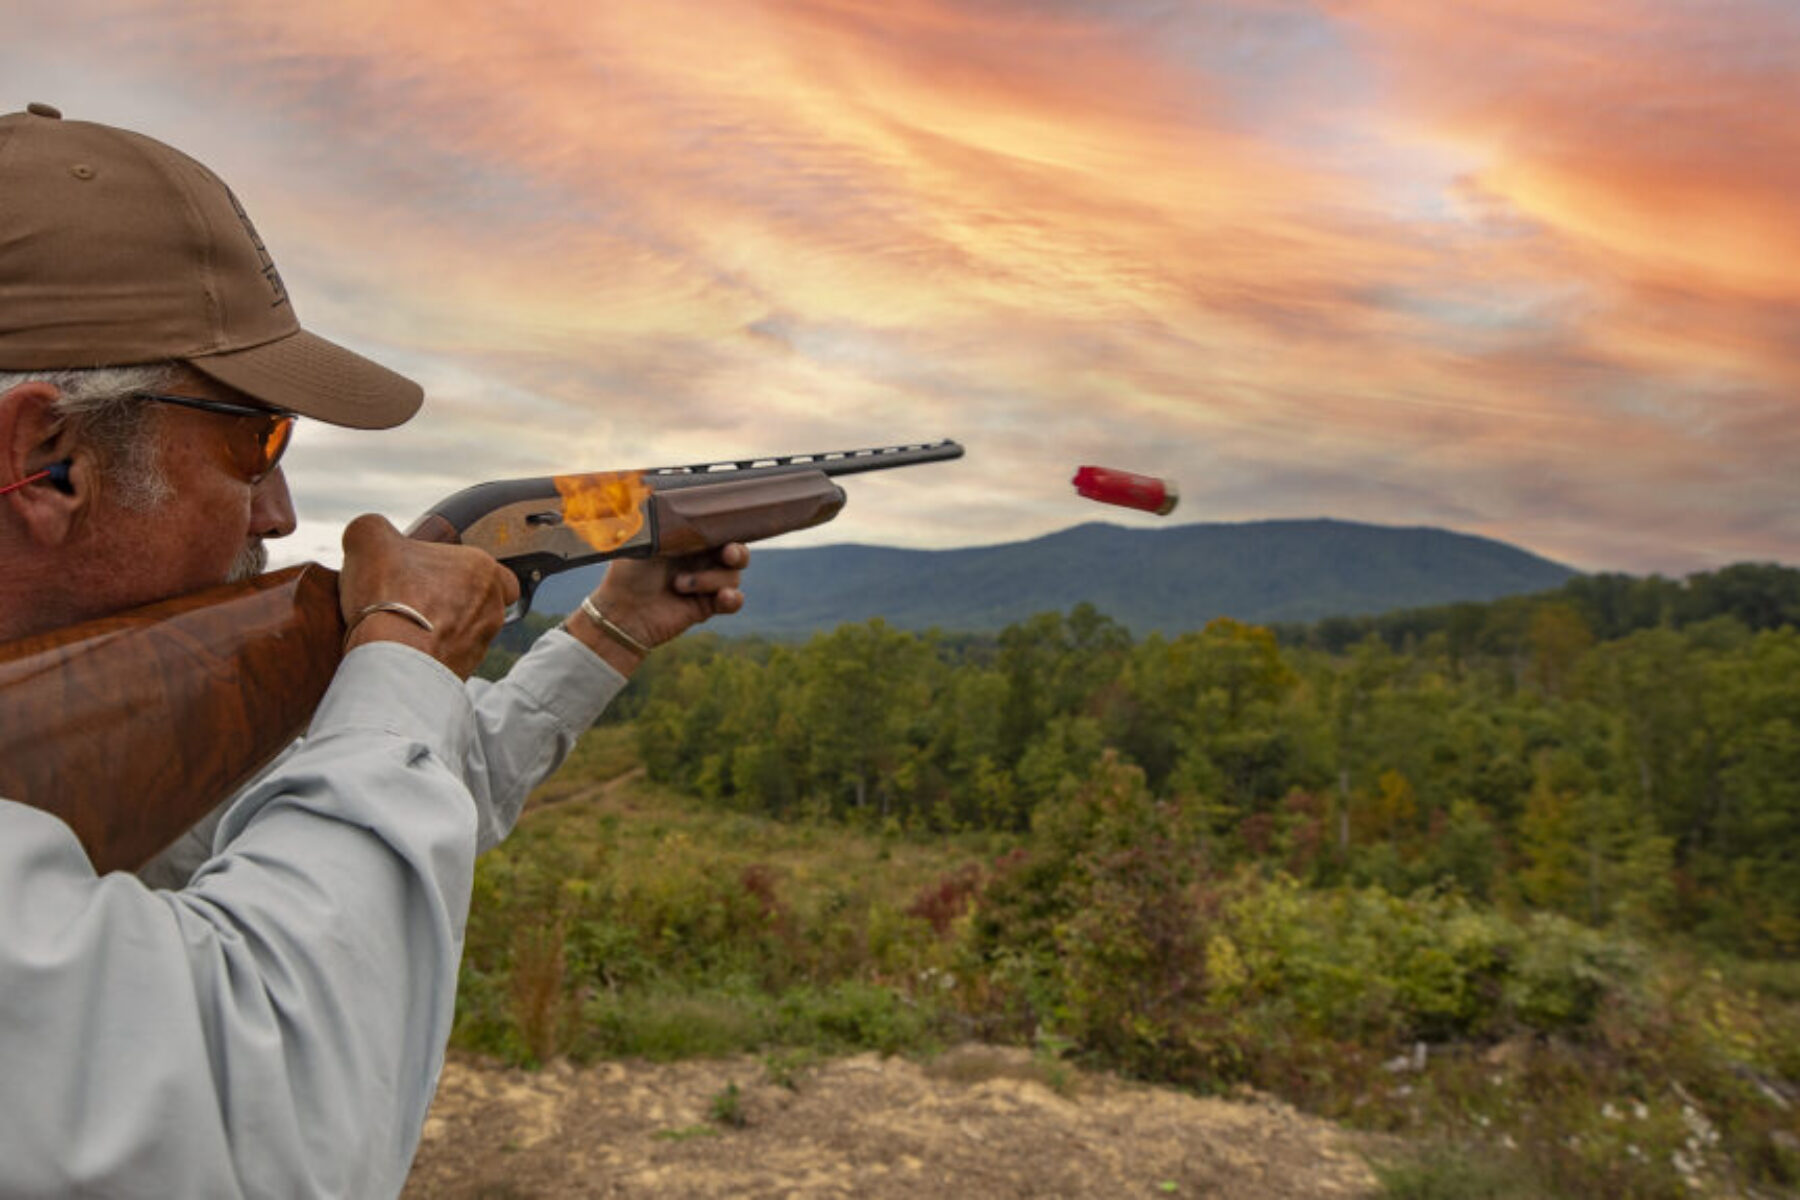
[603,562,1800,956]
[466,561,1800,1195]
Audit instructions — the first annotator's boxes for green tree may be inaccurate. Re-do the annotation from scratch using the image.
[1517,758,1585,917]
[1328,636,1404,853]
[799,620,937,821]
[1517,749,1673,928]
[997,612,1068,766]
[1179,619,1301,812]
[1702,629,1800,950]
[1679,563,1800,631]
[1527,602,1592,697]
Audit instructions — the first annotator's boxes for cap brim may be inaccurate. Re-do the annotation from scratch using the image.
[185,329,423,429]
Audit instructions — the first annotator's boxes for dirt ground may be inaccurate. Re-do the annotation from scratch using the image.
[404,1044,1382,1199]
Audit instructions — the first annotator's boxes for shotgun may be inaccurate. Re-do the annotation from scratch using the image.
[0,439,963,873]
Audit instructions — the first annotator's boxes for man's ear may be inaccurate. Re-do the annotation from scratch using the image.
[0,382,92,546]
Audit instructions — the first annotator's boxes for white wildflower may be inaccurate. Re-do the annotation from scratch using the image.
[1681,1105,1720,1147]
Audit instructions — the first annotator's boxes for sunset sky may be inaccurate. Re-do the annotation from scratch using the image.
[7,0,1797,577]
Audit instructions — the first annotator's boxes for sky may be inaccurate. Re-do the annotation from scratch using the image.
[6,0,1797,577]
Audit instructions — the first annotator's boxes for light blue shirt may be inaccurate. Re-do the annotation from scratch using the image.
[0,629,625,1197]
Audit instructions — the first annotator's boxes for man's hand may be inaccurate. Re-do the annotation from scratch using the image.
[338,514,519,679]
[568,542,749,673]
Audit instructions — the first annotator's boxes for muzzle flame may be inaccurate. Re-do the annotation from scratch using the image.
[553,470,652,553]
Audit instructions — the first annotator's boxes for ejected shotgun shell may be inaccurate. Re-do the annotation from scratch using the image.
[1072,465,1179,515]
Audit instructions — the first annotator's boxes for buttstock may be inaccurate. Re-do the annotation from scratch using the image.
[0,564,345,874]
[651,471,847,557]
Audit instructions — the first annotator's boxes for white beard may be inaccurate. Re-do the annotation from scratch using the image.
[226,540,268,583]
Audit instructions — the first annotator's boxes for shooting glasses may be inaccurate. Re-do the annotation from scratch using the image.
[137,392,296,483]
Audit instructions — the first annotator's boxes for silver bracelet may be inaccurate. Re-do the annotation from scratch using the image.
[580,596,652,656]
[343,600,435,651]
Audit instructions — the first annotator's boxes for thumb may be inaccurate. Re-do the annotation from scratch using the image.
[342,513,403,556]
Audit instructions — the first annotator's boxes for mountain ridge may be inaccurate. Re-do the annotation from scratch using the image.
[531,517,1579,636]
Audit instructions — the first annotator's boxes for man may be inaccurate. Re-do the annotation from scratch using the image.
[0,103,745,1195]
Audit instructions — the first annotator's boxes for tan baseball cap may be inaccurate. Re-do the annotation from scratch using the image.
[0,102,421,428]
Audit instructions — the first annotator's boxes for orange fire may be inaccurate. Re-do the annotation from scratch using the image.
[553,470,652,553]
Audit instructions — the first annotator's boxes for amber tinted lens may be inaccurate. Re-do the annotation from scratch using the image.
[228,412,294,480]
[256,414,295,479]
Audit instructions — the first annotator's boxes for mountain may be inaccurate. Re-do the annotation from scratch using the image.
[528,518,1579,637]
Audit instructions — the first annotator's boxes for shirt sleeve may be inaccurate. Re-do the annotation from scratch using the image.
[0,642,478,1199]
[140,627,630,890]
[461,626,628,852]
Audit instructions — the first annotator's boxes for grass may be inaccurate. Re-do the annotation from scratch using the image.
[1371,1140,1545,1200]
[455,730,1000,1068]
[709,1082,747,1128]
[761,1047,824,1090]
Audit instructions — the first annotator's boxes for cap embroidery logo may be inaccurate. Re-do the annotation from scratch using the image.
[226,187,290,309]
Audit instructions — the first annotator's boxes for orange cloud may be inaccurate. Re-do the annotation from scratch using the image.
[8,0,1796,573]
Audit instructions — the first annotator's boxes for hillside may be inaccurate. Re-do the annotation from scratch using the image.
[530,517,1577,635]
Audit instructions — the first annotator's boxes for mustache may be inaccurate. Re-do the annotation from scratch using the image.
[225,540,268,583]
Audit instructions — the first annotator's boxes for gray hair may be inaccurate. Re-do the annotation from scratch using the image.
[0,364,175,510]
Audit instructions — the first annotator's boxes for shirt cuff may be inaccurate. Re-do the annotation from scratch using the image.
[504,627,629,734]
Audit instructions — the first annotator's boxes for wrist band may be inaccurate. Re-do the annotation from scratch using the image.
[580,596,652,657]
[343,600,436,651]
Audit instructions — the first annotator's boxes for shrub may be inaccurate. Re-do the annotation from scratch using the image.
[1502,913,1639,1034]
[774,980,939,1055]
[578,988,772,1061]
[905,864,984,936]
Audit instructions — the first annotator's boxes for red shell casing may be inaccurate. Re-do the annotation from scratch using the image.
[1071,465,1178,515]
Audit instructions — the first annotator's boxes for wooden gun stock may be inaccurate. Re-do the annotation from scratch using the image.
[0,565,344,874]
[0,466,865,873]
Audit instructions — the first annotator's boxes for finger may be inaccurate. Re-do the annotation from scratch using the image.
[496,563,522,607]
[713,587,744,614]
[669,543,749,577]
[675,566,743,595]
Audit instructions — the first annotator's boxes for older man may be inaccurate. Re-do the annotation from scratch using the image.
[0,103,743,1196]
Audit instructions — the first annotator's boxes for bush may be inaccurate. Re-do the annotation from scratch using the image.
[1502,913,1639,1034]
[967,807,1645,1091]
[579,988,772,1060]
[775,980,941,1055]
[459,736,1800,1198]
